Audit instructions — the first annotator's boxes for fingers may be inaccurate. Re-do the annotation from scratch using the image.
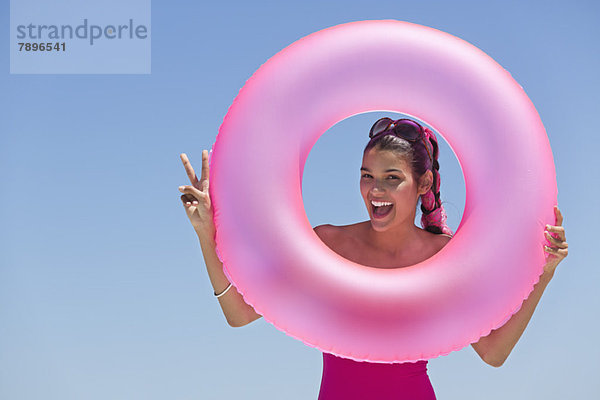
[545,231,568,249]
[554,205,563,226]
[180,194,199,206]
[200,149,210,186]
[544,207,568,259]
[544,245,568,258]
[180,153,200,186]
[543,206,569,268]
[178,149,211,210]
[545,224,566,241]
[178,185,205,203]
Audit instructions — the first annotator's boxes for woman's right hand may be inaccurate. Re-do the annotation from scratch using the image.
[179,150,215,239]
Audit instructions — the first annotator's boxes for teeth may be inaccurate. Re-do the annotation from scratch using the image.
[371,200,393,207]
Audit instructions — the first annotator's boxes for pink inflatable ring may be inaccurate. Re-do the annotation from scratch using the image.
[208,20,557,363]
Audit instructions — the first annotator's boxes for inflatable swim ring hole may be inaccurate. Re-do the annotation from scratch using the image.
[302,111,466,266]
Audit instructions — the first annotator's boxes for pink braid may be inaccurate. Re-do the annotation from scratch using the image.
[420,128,453,236]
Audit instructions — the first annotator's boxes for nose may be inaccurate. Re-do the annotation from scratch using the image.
[370,179,386,194]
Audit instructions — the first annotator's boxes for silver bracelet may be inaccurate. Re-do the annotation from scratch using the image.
[214,283,232,298]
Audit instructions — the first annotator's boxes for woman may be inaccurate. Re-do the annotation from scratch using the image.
[178,117,568,399]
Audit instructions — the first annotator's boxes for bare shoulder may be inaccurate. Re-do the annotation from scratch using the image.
[313,223,337,239]
[430,231,452,252]
[313,223,343,248]
[313,222,364,252]
[414,227,451,251]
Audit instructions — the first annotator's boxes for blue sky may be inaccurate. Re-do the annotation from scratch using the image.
[1,1,598,399]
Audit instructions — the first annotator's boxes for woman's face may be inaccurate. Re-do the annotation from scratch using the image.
[360,148,429,231]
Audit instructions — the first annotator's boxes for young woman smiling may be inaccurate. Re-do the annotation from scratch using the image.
[178,117,568,399]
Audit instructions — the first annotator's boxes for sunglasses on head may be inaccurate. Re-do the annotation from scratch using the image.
[368,117,433,162]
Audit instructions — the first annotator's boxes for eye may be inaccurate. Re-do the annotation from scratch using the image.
[387,176,400,180]
[361,173,372,179]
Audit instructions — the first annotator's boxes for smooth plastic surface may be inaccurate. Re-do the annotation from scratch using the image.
[208,20,557,363]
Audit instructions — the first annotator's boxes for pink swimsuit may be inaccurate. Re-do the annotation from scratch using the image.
[318,352,437,400]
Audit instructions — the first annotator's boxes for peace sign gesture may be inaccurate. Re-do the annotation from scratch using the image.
[543,205,569,275]
[179,150,215,238]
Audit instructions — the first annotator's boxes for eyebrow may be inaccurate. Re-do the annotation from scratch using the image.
[360,167,404,173]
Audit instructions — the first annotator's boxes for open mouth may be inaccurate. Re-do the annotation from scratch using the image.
[371,200,394,218]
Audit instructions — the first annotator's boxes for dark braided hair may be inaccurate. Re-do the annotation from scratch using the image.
[363,120,453,236]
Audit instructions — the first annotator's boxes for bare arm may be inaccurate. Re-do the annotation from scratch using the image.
[179,150,262,328]
[471,269,554,367]
[196,228,262,327]
[471,206,568,367]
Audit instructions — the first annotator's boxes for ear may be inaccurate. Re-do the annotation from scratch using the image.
[418,170,433,196]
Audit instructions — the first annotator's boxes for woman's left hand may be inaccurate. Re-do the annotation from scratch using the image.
[543,205,569,275]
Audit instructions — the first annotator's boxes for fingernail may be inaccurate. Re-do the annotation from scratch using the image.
[179,186,184,190]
